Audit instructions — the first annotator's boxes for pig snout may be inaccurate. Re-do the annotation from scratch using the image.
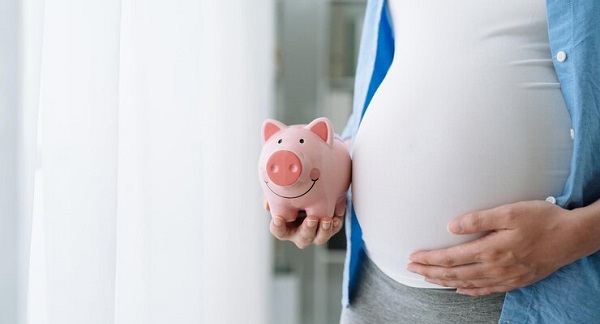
[266,150,303,186]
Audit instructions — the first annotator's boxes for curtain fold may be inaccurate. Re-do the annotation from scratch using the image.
[198,1,274,323]
[19,0,46,324]
[35,0,121,322]
[13,0,274,323]
[1,0,19,322]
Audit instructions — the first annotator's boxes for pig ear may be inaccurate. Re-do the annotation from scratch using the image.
[307,117,334,146]
[262,119,287,144]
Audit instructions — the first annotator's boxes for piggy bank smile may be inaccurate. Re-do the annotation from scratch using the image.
[264,168,321,199]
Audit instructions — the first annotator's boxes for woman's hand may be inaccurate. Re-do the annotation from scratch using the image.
[407,200,599,296]
[264,197,344,249]
[270,213,344,249]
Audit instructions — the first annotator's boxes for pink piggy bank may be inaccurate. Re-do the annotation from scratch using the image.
[259,117,351,222]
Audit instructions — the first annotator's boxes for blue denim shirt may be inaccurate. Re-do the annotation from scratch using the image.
[341,1,600,322]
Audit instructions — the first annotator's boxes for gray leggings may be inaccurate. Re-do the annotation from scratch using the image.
[340,250,505,324]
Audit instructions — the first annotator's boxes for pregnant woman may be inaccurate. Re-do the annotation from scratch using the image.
[269,1,600,323]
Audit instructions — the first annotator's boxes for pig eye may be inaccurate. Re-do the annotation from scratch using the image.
[299,139,305,144]
[277,139,282,144]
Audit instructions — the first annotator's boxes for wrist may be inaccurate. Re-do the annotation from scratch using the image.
[569,200,600,259]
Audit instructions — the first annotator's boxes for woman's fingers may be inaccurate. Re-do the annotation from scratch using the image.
[313,217,334,245]
[269,216,289,240]
[270,214,344,248]
[294,216,319,249]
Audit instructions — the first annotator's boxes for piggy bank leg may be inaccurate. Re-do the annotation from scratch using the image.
[269,206,300,223]
[334,196,347,217]
[305,204,337,220]
[262,197,270,211]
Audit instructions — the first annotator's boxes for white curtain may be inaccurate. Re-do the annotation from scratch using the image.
[2,0,274,323]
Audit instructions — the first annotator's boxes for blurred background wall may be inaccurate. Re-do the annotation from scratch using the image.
[272,0,365,323]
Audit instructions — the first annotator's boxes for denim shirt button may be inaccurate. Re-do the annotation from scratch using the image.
[556,51,567,62]
[545,196,557,204]
[570,128,575,140]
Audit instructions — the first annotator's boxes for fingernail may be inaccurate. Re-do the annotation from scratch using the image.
[273,217,284,227]
[448,220,462,234]
[307,220,317,228]
[333,219,340,228]
[321,221,331,230]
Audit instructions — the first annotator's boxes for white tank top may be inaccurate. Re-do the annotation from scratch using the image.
[352,0,573,288]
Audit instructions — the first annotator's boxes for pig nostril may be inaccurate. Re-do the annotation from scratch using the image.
[270,165,279,173]
[289,164,299,173]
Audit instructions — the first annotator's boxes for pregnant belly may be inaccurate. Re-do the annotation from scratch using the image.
[352,70,573,288]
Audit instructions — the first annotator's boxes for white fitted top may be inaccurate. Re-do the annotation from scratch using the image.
[352,0,573,288]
